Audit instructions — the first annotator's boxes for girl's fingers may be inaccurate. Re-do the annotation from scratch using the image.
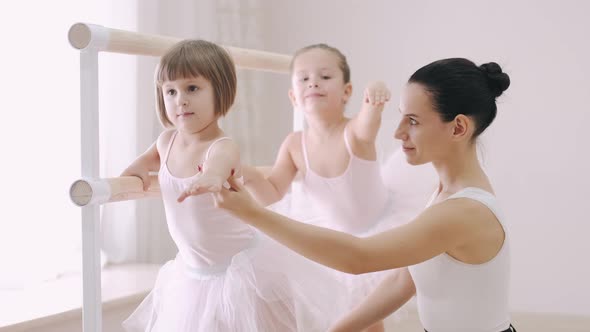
[141,176,150,191]
[178,192,188,202]
[208,184,222,192]
[177,186,200,202]
[226,176,244,192]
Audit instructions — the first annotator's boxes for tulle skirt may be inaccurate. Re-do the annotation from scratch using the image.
[298,195,408,309]
[267,148,438,320]
[123,233,349,332]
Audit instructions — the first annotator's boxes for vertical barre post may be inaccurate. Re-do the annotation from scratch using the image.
[80,49,102,332]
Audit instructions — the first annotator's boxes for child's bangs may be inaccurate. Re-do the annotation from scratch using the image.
[157,51,205,85]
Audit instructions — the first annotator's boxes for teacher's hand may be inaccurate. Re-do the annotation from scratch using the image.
[214,176,262,221]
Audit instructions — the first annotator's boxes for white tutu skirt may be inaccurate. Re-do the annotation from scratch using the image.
[267,148,439,321]
[269,194,407,322]
[307,196,407,306]
[123,233,349,332]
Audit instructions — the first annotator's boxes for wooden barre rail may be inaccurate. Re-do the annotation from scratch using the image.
[68,22,292,73]
[69,167,278,207]
[70,175,161,207]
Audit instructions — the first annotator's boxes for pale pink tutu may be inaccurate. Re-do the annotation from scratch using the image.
[123,233,349,332]
[267,195,405,320]
[301,197,406,310]
[268,147,438,318]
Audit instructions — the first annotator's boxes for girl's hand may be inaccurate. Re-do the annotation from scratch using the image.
[363,81,391,106]
[177,173,225,202]
[121,166,151,191]
[214,176,262,220]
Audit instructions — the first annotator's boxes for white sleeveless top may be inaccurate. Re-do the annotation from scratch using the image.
[300,127,389,234]
[408,187,511,332]
[159,132,256,271]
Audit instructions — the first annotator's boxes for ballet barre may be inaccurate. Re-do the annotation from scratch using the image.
[68,22,291,73]
[69,165,277,207]
[69,175,160,207]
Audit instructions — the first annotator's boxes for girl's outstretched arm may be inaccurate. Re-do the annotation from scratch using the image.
[349,81,391,145]
[215,177,476,274]
[121,140,161,191]
[242,132,299,206]
[328,268,415,332]
[177,139,240,201]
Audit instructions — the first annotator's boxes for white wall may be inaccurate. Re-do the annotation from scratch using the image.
[261,0,590,316]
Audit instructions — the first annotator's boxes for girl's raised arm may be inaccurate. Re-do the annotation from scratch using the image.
[349,81,390,145]
[121,140,161,191]
[178,139,240,201]
[243,132,299,206]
